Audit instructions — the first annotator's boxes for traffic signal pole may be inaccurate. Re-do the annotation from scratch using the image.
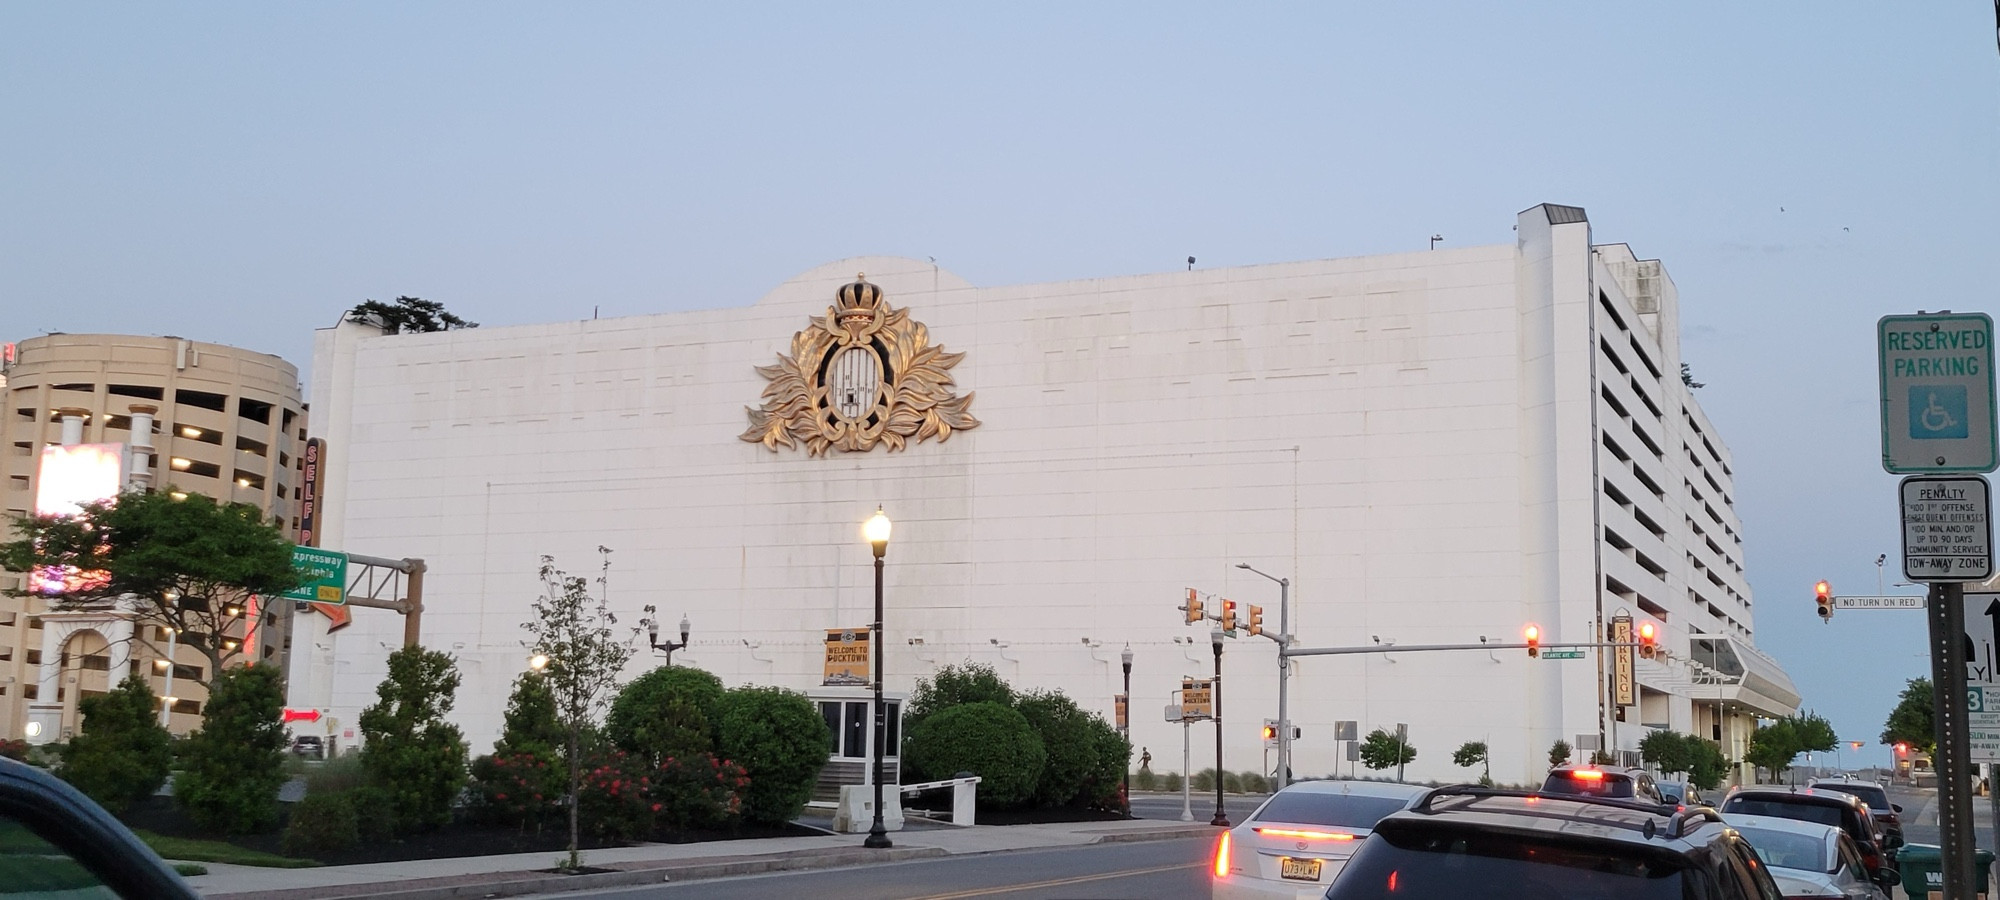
[1927,580,1978,900]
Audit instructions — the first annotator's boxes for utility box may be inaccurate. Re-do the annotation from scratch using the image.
[832,784,904,834]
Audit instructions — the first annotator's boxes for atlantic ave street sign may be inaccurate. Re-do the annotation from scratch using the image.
[1879,313,1997,474]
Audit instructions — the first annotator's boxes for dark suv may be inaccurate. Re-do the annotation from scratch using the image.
[1324,786,1782,899]
[1806,777,1904,849]
[1719,786,1894,877]
[1540,764,1667,806]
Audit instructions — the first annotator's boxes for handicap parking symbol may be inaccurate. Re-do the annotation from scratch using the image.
[1910,384,1969,440]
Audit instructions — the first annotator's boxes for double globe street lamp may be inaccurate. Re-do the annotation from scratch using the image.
[863,506,894,849]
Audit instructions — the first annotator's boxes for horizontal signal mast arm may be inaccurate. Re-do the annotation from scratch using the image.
[1282,641,1640,658]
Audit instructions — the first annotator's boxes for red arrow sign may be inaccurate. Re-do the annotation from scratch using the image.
[282,708,321,723]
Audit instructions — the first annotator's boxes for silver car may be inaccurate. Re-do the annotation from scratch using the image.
[1724,812,1894,899]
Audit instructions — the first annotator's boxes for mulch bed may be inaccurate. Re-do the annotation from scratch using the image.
[119,796,820,867]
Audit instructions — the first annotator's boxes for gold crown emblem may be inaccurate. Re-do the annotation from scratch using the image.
[836,273,882,325]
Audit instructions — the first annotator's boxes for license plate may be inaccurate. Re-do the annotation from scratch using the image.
[1280,857,1323,881]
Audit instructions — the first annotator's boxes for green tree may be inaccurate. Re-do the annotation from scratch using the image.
[58,675,172,814]
[347,296,478,333]
[1688,738,1731,791]
[905,662,1016,735]
[1359,729,1416,774]
[358,646,468,834]
[1792,711,1837,755]
[715,686,831,826]
[903,702,1046,807]
[606,665,724,764]
[1640,730,1696,776]
[522,549,636,870]
[1746,718,1800,777]
[0,491,302,684]
[1451,740,1490,784]
[1548,739,1572,768]
[1014,690,1100,807]
[1881,677,1935,755]
[174,665,288,833]
[495,670,565,756]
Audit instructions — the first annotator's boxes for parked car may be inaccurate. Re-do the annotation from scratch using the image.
[1209,779,1428,899]
[1322,786,1782,899]
[0,757,199,898]
[1807,777,1904,848]
[1720,786,1894,879]
[290,735,325,759]
[1539,764,1667,806]
[1656,779,1705,807]
[1723,812,1894,899]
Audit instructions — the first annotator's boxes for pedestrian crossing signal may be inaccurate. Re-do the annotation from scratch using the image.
[1247,605,1264,637]
[1183,588,1205,624]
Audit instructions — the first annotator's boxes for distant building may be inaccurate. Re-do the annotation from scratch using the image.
[0,334,307,740]
[297,203,1797,784]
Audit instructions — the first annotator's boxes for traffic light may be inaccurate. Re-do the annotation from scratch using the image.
[1261,722,1277,742]
[1637,621,1658,660]
[1247,605,1264,637]
[1815,581,1832,622]
[1220,599,1238,634]
[1895,742,1910,756]
[1184,588,1205,624]
[1524,623,1541,658]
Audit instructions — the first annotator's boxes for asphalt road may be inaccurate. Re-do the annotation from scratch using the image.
[544,837,1213,900]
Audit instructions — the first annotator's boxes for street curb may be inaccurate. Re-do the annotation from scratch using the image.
[206,846,951,900]
[1092,825,1222,843]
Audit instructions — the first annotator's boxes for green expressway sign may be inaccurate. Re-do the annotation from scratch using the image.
[284,547,347,605]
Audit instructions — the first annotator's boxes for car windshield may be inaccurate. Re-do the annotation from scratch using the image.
[1721,798,1844,830]
[1325,827,1687,900]
[1734,826,1832,873]
[1542,771,1636,799]
[1813,784,1890,812]
[1250,792,1411,829]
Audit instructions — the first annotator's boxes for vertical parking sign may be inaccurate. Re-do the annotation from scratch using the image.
[1880,313,1997,473]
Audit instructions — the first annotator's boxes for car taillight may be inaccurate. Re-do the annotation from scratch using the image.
[1254,827,1357,841]
[1571,770,1605,781]
[1214,831,1231,878]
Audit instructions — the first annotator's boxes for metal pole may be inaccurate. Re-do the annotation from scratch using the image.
[1930,581,1976,898]
[1396,722,1409,784]
[865,552,892,849]
[401,559,425,648]
[1181,718,1194,822]
[1276,577,1291,790]
[1212,632,1229,827]
[1121,648,1133,817]
[157,627,177,728]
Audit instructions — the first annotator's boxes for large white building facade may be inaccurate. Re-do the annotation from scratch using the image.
[294,203,1797,785]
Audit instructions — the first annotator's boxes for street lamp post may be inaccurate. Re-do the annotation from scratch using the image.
[1120,645,1133,817]
[1236,563,1291,789]
[863,507,894,849]
[1211,626,1230,827]
[155,626,179,728]
[646,614,692,666]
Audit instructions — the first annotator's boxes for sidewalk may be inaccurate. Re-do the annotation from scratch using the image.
[191,817,1218,900]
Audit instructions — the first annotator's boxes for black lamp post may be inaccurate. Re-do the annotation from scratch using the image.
[863,506,894,849]
[1211,627,1230,827]
[646,614,691,666]
[1120,645,1134,818]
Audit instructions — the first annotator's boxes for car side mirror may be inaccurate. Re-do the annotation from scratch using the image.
[1873,866,1900,889]
[1892,803,1903,813]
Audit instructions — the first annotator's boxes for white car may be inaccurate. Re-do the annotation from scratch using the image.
[1723,813,1894,899]
[1211,780,1428,899]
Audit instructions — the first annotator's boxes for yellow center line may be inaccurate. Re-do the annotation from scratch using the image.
[905,862,1202,900]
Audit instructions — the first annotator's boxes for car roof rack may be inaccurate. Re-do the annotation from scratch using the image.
[1412,785,1677,821]
[1667,806,1724,840]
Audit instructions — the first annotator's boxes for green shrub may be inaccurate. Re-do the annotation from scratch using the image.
[359,647,468,834]
[471,749,565,831]
[576,749,656,841]
[903,702,1044,808]
[1134,768,1160,791]
[496,671,566,756]
[605,667,723,764]
[1163,771,1184,792]
[1079,717,1129,809]
[346,784,396,844]
[1014,691,1098,807]
[1222,771,1244,793]
[58,675,172,814]
[175,666,288,834]
[905,663,1016,735]
[1192,768,1216,792]
[1239,770,1271,793]
[301,754,366,796]
[0,739,28,761]
[280,792,358,857]
[648,753,746,833]
[715,686,829,826]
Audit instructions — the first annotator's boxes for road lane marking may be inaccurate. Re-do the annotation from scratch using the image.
[908,862,1201,899]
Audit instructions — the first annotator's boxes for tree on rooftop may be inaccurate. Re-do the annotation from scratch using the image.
[347,296,478,333]
[0,490,302,686]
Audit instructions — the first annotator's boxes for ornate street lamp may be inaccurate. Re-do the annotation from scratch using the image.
[1121,644,1134,817]
[647,614,692,666]
[1211,626,1230,827]
[863,506,894,849]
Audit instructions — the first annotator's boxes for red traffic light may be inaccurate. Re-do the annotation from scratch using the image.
[1637,621,1658,659]
[1523,623,1541,658]
[1895,742,1909,756]
[1814,581,1831,600]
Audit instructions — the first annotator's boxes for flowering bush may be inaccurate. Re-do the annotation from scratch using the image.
[651,753,747,833]
[470,749,564,832]
[577,749,656,841]
[0,739,29,762]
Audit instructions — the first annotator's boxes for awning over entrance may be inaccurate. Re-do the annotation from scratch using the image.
[1688,635,1802,719]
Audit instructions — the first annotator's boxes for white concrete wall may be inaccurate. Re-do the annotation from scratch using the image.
[296,210,1772,784]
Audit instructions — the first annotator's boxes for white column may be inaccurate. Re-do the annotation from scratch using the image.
[57,409,87,446]
[126,404,157,491]
[24,623,70,745]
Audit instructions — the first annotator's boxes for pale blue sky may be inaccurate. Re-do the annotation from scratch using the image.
[6,3,1998,767]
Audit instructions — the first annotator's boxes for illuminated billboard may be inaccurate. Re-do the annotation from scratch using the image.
[30,443,123,595]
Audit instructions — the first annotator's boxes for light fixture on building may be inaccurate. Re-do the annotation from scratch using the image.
[169,457,191,470]
[181,427,202,438]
